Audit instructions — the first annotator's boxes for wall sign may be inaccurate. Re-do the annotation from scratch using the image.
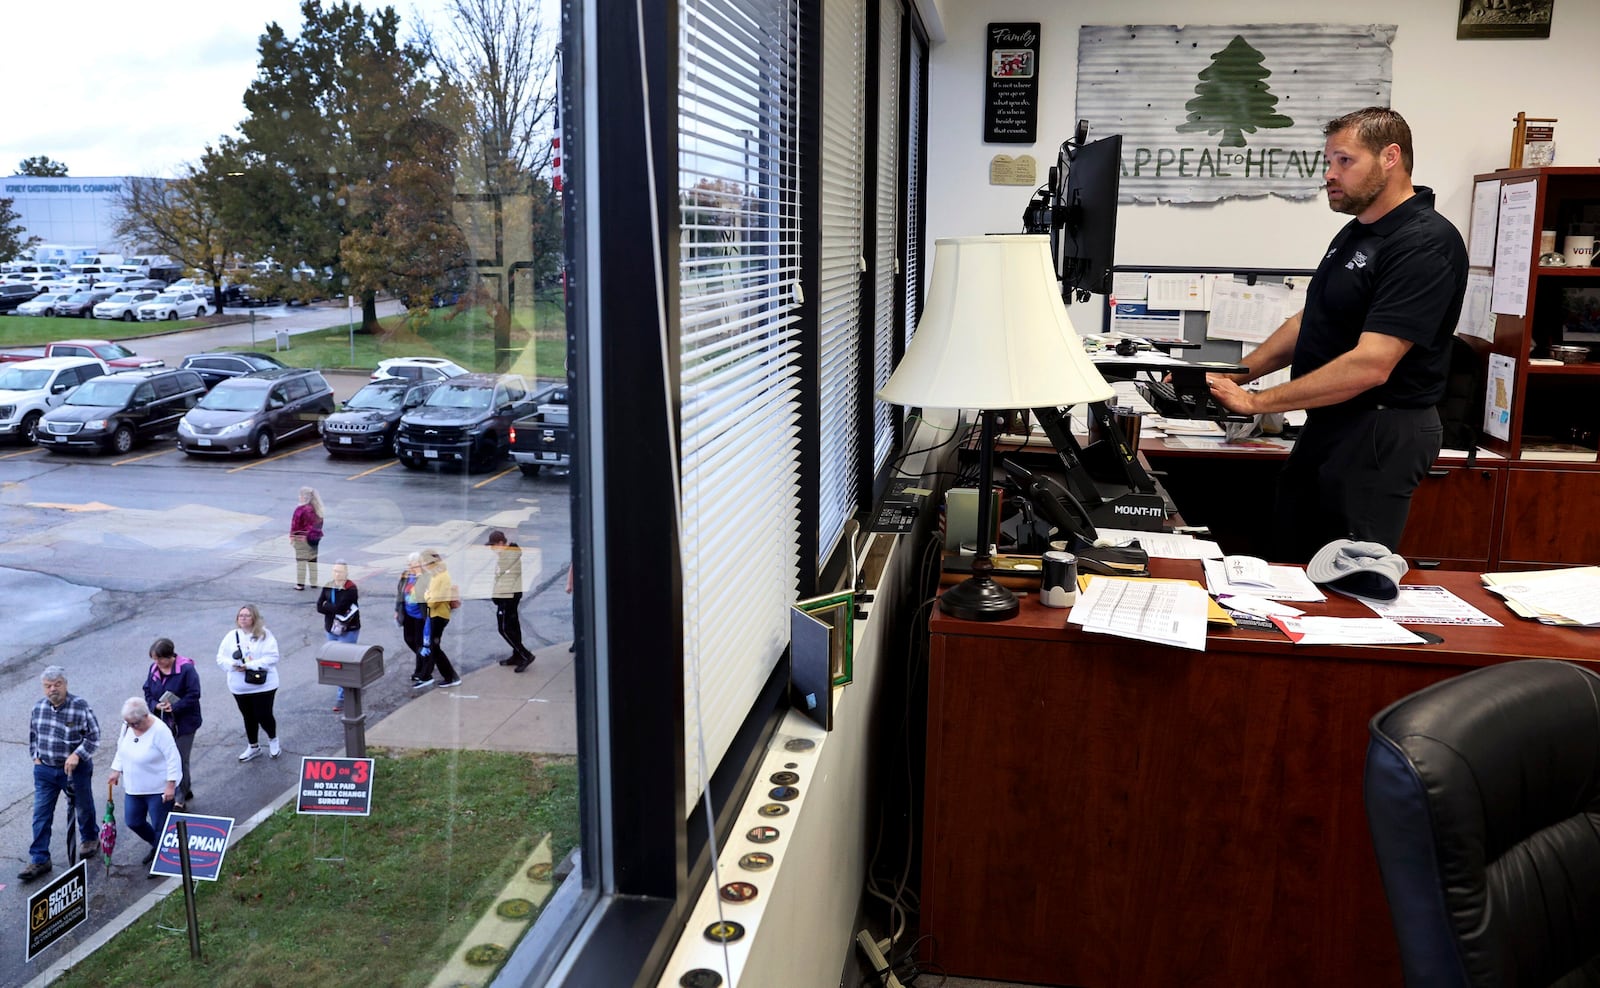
[984,22,1041,144]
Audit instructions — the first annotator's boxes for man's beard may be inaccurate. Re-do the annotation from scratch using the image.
[1328,168,1384,216]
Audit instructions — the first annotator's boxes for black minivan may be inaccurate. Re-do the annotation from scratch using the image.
[39,368,207,454]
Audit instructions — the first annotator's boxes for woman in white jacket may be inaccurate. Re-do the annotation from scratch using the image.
[108,696,182,865]
[216,603,282,762]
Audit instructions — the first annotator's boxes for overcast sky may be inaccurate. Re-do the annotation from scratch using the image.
[1,0,526,179]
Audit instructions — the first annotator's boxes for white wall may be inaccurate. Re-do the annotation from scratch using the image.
[924,0,1600,271]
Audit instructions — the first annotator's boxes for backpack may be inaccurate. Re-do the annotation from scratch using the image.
[1436,335,1487,466]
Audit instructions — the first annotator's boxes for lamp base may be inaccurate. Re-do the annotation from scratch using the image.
[938,574,1020,622]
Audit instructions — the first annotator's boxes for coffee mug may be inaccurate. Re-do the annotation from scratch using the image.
[1541,230,1558,255]
[1563,235,1596,268]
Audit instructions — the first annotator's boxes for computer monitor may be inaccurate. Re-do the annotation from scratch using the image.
[1055,132,1121,301]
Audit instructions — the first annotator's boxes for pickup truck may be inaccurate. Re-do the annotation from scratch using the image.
[394,372,539,472]
[0,356,111,444]
[508,384,571,476]
[0,338,164,369]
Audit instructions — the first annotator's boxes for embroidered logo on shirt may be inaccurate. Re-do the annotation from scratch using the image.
[1345,250,1369,270]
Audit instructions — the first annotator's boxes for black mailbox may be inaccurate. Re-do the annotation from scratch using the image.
[316,642,384,689]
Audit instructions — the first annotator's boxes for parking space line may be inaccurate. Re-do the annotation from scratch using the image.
[225,444,318,473]
[473,466,519,490]
[347,460,400,480]
[0,447,45,460]
[114,448,176,466]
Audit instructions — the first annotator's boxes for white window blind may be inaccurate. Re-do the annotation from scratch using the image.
[817,0,865,565]
[870,0,902,473]
[903,33,923,348]
[678,0,803,809]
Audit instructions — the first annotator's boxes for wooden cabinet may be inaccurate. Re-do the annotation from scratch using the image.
[1499,465,1600,566]
[1398,459,1503,570]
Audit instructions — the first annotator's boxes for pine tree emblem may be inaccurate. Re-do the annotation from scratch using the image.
[1177,35,1293,147]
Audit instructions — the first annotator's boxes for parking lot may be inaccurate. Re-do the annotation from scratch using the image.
[0,339,573,982]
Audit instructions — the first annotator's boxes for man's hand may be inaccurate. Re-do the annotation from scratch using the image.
[1206,374,1258,415]
[64,752,80,776]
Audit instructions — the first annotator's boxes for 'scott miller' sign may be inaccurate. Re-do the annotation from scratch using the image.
[297,756,375,816]
[984,22,1041,144]
[26,860,88,961]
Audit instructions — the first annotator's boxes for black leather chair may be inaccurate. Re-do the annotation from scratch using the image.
[1365,660,1600,987]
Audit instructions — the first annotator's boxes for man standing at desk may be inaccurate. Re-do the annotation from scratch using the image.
[1206,107,1468,562]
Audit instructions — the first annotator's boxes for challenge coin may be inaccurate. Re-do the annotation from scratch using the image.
[719,881,759,903]
[757,802,788,817]
[679,970,723,987]
[768,785,799,801]
[783,738,815,752]
[705,920,745,943]
[746,825,780,844]
[769,771,799,785]
[738,852,773,871]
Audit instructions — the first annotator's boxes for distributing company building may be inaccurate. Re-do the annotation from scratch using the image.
[2,176,138,253]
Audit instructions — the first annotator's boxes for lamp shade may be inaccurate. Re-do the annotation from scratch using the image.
[879,235,1114,411]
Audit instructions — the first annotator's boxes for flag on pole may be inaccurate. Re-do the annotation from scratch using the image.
[552,47,564,193]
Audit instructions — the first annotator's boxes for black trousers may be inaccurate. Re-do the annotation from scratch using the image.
[1273,406,1442,563]
[417,616,458,683]
[232,690,278,745]
[494,593,531,659]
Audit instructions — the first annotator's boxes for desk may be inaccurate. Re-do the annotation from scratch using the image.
[919,563,1595,987]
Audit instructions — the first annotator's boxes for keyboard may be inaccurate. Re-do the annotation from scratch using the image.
[1137,380,1250,423]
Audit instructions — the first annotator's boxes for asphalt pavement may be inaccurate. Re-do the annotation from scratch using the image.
[0,309,576,986]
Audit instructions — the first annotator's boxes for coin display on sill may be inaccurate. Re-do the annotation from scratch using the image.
[739,851,774,871]
[720,881,759,903]
[757,802,789,817]
[784,738,816,752]
[680,969,723,987]
[769,771,799,785]
[746,825,780,843]
[705,920,746,943]
[768,785,800,801]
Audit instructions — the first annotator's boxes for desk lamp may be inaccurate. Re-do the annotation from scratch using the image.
[880,234,1114,621]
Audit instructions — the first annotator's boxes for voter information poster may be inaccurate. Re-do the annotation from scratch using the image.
[296,756,375,816]
[151,813,236,881]
[26,860,88,961]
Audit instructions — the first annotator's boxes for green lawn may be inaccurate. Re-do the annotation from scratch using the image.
[53,749,579,988]
[0,315,208,344]
[271,298,567,378]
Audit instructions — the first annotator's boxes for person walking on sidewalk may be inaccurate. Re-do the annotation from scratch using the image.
[141,638,202,811]
[21,666,101,883]
[397,552,429,686]
[413,548,462,689]
[217,603,282,761]
[107,696,182,866]
[487,530,536,672]
[289,486,326,590]
[318,561,361,711]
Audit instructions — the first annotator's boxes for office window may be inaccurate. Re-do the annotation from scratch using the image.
[678,0,804,807]
[816,0,866,565]
[903,24,925,345]
[870,0,902,474]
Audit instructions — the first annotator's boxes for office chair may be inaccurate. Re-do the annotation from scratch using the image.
[1365,660,1600,987]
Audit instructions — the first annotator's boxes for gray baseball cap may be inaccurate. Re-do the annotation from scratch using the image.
[1306,539,1408,601]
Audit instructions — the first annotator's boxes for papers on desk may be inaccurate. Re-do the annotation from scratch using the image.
[1203,558,1325,602]
[1268,615,1427,646]
[1481,567,1600,627]
[1357,586,1502,626]
[1068,577,1211,651]
[1095,528,1223,560]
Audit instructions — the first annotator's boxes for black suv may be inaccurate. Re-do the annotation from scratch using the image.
[395,373,536,471]
[321,379,439,456]
[38,368,207,454]
[179,352,286,390]
[177,368,335,457]
[0,283,43,312]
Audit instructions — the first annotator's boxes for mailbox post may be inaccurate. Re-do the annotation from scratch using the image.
[315,643,384,756]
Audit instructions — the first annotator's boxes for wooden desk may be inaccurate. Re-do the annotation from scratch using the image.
[920,564,1596,987]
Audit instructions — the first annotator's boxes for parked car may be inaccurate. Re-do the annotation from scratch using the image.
[53,289,115,318]
[38,367,206,454]
[394,373,538,471]
[0,283,43,312]
[0,356,110,444]
[0,339,163,369]
[179,351,286,390]
[135,290,208,322]
[176,368,335,457]
[508,384,571,475]
[320,378,439,456]
[92,290,161,321]
[12,291,75,317]
[370,356,469,383]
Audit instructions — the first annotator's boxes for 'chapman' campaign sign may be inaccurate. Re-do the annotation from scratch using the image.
[150,813,236,881]
[296,756,375,816]
[26,860,88,961]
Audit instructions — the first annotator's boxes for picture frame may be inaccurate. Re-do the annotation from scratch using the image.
[795,590,855,687]
[1457,0,1555,40]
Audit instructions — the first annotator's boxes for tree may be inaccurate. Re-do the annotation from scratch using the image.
[1176,35,1293,148]
[1,196,39,261]
[15,156,69,177]
[112,172,238,312]
[221,0,463,330]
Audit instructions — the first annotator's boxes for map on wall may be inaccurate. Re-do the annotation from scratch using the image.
[1076,24,1396,205]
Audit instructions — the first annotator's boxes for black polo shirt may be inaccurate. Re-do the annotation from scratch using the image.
[1294,187,1468,412]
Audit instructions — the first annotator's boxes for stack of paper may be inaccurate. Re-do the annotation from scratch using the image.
[1067,577,1211,651]
[1202,558,1325,602]
[1481,567,1600,626]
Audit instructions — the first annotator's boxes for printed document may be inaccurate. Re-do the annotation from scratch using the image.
[1269,616,1427,646]
[1203,558,1325,602]
[1357,585,1502,626]
[1068,578,1210,651]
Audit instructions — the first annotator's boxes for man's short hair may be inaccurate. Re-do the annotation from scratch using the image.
[1325,106,1413,174]
[41,665,67,684]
